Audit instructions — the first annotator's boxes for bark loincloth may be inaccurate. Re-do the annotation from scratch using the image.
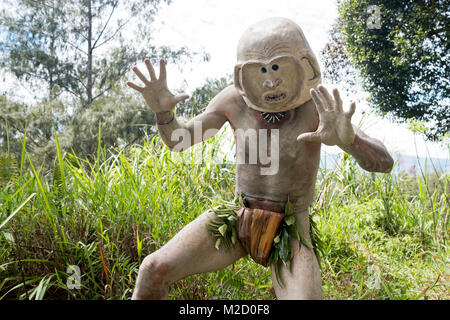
[207,193,322,272]
[235,207,284,266]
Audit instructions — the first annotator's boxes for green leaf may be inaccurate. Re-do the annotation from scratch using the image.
[285,215,295,226]
[54,132,66,193]
[271,248,283,287]
[295,215,313,249]
[287,224,300,240]
[231,227,237,245]
[279,229,290,263]
[285,199,294,216]
[218,224,228,237]
[274,235,280,244]
[215,238,221,250]
[0,193,35,230]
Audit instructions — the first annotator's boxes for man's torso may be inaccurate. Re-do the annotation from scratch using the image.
[221,87,322,209]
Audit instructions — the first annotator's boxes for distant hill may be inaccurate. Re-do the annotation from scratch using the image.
[320,152,449,174]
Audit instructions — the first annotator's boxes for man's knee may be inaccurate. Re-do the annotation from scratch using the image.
[140,254,174,286]
[132,253,173,300]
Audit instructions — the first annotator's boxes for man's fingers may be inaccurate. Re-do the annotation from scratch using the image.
[132,66,150,85]
[297,131,321,143]
[318,85,334,110]
[145,59,156,81]
[126,81,144,92]
[310,89,325,113]
[173,93,190,104]
[346,101,356,118]
[159,59,167,82]
[332,88,343,113]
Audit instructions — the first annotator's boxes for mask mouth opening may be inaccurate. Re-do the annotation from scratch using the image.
[263,92,287,103]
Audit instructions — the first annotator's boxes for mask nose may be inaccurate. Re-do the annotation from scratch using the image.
[263,78,282,89]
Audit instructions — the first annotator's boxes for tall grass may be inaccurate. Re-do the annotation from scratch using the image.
[315,153,448,299]
[0,130,448,299]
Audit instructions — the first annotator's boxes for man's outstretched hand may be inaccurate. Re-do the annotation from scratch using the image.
[127,58,189,113]
[297,85,356,147]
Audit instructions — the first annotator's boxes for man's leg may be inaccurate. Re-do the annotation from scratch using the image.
[270,208,323,300]
[132,210,247,299]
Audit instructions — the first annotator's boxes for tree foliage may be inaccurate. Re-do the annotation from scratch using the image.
[320,19,360,98]
[331,0,449,140]
[69,84,157,160]
[0,0,192,106]
[0,0,74,99]
[0,94,72,163]
[0,0,204,163]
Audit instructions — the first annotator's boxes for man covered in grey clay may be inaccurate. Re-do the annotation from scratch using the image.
[127,17,393,300]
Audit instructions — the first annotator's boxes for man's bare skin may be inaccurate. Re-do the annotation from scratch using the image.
[127,18,393,300]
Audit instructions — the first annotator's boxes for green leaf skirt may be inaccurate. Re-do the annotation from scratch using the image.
[206,194,323,285]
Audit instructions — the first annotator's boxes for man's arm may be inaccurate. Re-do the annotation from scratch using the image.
[339,126,393,173]
[154,89,232,152]
[297,85,393,173]
[127,58,229,152]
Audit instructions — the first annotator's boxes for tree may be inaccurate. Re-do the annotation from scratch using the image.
[0,94,70,165]
[0,0,204,163]
[0,0,75,99]
[320,19,360,98]
[327,0,449,140]
[68,84,157,160]
[0,0,193,107]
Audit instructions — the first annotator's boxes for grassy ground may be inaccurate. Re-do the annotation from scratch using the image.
[0,132,448,300]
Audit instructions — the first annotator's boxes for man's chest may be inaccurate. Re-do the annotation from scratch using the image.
[230,104,319,163]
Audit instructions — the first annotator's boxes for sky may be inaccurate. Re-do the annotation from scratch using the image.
[131,0,449,160]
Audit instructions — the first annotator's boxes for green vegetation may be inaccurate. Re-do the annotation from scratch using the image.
[0,0,189,105]
[1,0,447,300]
[0,0,199,167]
[324,0,449,141]
[0,130,448,299]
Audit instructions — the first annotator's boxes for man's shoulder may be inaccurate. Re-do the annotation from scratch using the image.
[217,85,244,105]
[206,85,246,114]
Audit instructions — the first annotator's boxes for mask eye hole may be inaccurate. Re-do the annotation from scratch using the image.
[272,64,279,71]
[261,67,267,73]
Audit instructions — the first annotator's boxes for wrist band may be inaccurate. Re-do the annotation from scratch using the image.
[156,112,175,125]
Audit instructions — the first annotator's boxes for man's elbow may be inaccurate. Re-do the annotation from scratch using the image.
[360,154,394,173]
[373,154,394,173]
[382,154,394,173]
